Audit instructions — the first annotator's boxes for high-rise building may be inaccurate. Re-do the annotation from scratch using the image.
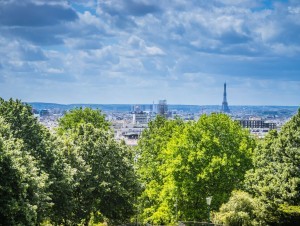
[158,100,168,117]
[151,101,155,113]
[221,83,230,113]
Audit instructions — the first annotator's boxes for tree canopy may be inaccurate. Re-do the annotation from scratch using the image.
[216,108,300,225]
[57,107,110,135]
[213,190,262,226]
[0,117,49,225]
[244,109,300,224]
[137,113,255,224]
[0,98,67,224]
[1,97,299,225]
[0,100,138,225]
[57,107,139,225]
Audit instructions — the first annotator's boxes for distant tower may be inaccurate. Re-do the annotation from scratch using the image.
[158,100,168,118]
[221,83,230,113]
[152,101,155,113]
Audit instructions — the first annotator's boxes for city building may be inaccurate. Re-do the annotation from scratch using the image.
[132,111,148,124]
[151,101,156,113]
[236,119,277,138]
[158,99,168,118]
[237,119,277,130]
[221,83,230,113]
[40,109,50,117]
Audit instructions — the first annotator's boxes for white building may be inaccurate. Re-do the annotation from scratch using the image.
[133,112,148,124]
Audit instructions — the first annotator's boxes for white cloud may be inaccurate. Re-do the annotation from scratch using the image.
[256,24,278,42]
[270,43,300,56]
[144,46,165,56]
[127,35,165,56]
[45,68,64,74]
[288,6,300,14]
[0,0,300,104]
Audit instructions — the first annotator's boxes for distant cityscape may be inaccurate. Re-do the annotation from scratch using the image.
[29,83,298,146]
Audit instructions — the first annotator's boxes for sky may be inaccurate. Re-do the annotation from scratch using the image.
[0,0,300,105]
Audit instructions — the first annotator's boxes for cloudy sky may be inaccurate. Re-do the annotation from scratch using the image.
[0,0,300,105]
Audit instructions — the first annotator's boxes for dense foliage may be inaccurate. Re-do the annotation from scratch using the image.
[0,98,66,224]
[213,190,261,226]
[136,116,185,224]
[0,99,138,225]
[215,109,300,225]
[137,114,256,224]
[57,107,110,135]
[59,123,138,225]
[1,97,299,226]
[243,109,300,225]
[0,117,49,225]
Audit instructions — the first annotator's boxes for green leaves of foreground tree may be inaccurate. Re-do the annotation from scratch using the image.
[243,109,300,225]
[0,98,50,162]
[57,108,139,225]
[0,100,138,225]
[0,98,72,225]
[137,116,185,224]
[214,190,261,226]
[0,117,49,225]
[137,114,255,224]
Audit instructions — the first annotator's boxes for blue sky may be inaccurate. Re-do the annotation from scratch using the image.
[0,0,299,105]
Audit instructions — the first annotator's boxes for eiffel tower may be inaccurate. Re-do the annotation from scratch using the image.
[221,82,230,113]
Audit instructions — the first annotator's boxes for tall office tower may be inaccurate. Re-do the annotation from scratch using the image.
[151,101,155,113]
[221,83,230,113]
[158,100,168,117]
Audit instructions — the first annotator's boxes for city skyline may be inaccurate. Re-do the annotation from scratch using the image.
[0,0,300,106]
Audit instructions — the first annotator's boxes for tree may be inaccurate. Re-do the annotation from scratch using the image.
[0,100,138,224]
[0,117,49,225]
[277,204,300,225]
[57,107,110,135]
[213,190,262,226]
[0,98,63,174]
[0,98,74,224]
[137,114,255,224]
[136,116,185,224]
[45,138,76,225]
[244,109,300,224]
[0,98,47,159]
[58,108,139,225]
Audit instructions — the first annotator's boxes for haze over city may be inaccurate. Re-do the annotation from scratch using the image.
[0,0,300,105]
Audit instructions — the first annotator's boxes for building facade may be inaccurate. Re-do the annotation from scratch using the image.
[158,99,168,118]
[237,119,277,129]
[133,111,148,124]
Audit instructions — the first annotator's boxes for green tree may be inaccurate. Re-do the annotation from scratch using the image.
[277,204,300,225]
[0,98,74,224]
[58,108,139,225]
[57,107,110,135]
[137,114,255,224]
[0,98,63,175]
[213,190,262,226]
[244,109,300,224]
[0,117,49,225]
[136,116,185,224]
[0,98,47,159]
[46,138,76,225]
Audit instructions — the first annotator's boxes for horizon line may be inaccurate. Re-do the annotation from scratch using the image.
[26,102,300,108]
